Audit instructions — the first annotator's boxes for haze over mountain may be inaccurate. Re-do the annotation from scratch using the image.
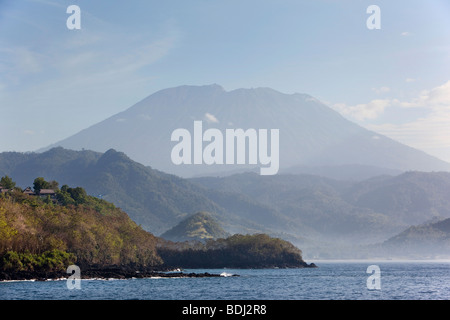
[0,147,286,236]
[43,84,450,178]
[382,217,450,258]
[191,171,450,241]
[3,148,450,258]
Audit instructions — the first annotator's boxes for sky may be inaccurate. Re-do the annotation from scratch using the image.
[1,0,450,162]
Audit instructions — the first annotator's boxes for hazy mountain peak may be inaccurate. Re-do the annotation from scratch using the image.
[155,83,225,97]
[43,84,450,177]
[102,148,125,158]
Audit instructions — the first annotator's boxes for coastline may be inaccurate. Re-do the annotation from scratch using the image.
[0,263,320,282]
[0,266,232,282]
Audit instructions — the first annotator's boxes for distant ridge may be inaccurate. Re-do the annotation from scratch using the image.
[42,84,450,177]
[3,147,450,258]
[383,217,450,258]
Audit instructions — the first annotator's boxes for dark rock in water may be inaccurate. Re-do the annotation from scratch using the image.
[0,270,67,281]
[78,265,229,279]
[0,265,232,281]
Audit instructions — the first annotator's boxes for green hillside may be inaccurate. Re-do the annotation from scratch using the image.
[158,233,316,269]
[160,212,230,242]
[0,148,292,237]
[0,147,225,235]
[2,148,450,258]
[0,178,313,279]
[0,183,163,276]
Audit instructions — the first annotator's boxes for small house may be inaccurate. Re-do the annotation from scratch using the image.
[23,187,35,196]
[38,189,56,199]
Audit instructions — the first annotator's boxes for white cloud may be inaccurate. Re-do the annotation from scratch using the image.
[138,114,152,121]
[332,99,391,121]
[29,0,65,8]
[397,80,450,109]
[367,111,450,159]
[405,78,418,83]
[425,80,450,106]
[372,86,391,94]
[305,96,320,102]
[335,80,450,162]
[64,33,102,50]
[24,130,35,135]
[118,34,178,79]
[0,46,43,78]
[401,32,412,36]
[333,81,450,122]
[0,17,180,140]
[204,113,219,123]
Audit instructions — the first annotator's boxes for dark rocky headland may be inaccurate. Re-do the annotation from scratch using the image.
[0,265,233,282]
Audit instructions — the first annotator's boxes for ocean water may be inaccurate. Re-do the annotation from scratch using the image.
[1,261,449,300]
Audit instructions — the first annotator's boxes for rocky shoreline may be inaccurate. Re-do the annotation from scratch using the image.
[0,265,237,282]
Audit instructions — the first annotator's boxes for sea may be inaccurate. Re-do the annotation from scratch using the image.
[1,261,449,300]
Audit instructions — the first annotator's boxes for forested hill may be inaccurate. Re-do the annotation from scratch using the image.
[0,184,163,277]
[0,147,224,235]
[159,234,316,269]
[160,211,230,242]
[0,181,313,280]
[3,148,450,259]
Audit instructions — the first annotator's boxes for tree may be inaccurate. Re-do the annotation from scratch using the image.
[56,186,75,206]
[47,180,59,190]
[33,177,49,194]
[67,187,87,204]
[56,185,87,205]
[0,176,16,189]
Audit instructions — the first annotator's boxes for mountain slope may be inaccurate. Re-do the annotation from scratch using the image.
[0,186,164,272]
[3,148,450,258]
[190,173,402,244]
[43,84,450,177]
[160,211,230,242]
[382,218,450,258]
[192,171,450,229]
[0,187,314,278]
[0,147,288,236]
[0,147,222,234]
[342,171,450,225]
